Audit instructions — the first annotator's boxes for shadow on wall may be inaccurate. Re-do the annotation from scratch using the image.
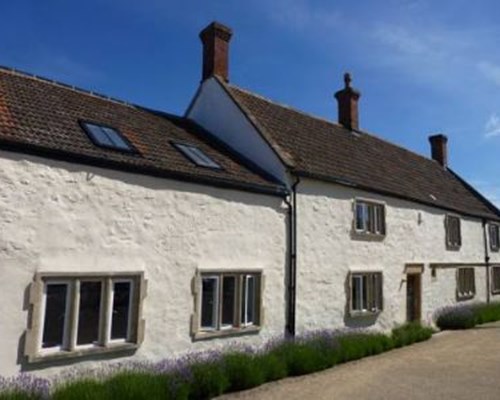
[342,275,379,329]
[0,151,286,213]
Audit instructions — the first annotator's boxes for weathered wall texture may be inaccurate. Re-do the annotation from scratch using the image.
[0,150,287,376]
[295,178,500,334]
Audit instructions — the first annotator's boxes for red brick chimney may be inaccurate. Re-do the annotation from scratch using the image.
[429,134,448,168]
[199,22,233,82]
[334,72,361,131]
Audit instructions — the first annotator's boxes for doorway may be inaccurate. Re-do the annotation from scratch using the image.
[406,273,422,322]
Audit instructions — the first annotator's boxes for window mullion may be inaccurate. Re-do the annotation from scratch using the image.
[102,278,112,346]
[67,280,80,351]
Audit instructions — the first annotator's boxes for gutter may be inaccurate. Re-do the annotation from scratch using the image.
[284,176,300,337]
[482,218,491,304]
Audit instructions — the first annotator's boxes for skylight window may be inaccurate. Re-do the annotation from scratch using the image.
[81,122,135,152]
[173,143,222,169]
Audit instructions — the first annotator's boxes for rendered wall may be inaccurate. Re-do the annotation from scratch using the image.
[187,78,288,184]
[295,178,500,334]
[0,151,287,377]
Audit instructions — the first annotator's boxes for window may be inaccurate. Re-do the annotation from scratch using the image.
[489,224,500,252]
[195,271,261,338]
[492,267,500,294]
[354,200,385,236]
[445,215,461,249]
[81,121,135,152]
[350,272,383,315]
[26,273,144,362]
[173,143,222,169]
[456,268,475,299]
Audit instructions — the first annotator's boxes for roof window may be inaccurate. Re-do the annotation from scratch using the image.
[173,143,222,169]
[81,121,135,152]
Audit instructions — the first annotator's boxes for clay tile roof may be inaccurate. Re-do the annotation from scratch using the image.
[0,67,286,196]
[225,82,500,220]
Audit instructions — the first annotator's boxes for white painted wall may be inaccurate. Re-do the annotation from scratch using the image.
[295,178,500,334]
[187,78,288,184]
[0,151,287,377]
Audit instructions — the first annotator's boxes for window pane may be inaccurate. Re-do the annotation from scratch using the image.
[241,276,256,325]
[355,204,364,230]
[201,277,218,329]
[102,127,132,151]
[352,275,362,311]
[174,143,221,169]
[86,124,113,147]
[221,276,236,327]
[111,282,132,340]
[42,284,68,349]
[77,281,102,345]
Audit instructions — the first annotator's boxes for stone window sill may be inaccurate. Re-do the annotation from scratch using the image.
[351,231,386,242]
[28,343,138,363]
[456,293,475,301]
[349,310,382,318]
[193,326,260,341]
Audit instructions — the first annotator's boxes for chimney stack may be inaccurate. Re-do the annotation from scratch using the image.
[429,134,448,168]
[334,72,361,131]
[199,22,233,82]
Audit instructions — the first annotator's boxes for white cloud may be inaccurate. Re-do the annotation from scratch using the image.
[261,0,341,33]
[485,114,500,138]
[477,61,500,87]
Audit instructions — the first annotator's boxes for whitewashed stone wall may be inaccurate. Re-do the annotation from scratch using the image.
[295,178,500,334]
[0,150,287,377]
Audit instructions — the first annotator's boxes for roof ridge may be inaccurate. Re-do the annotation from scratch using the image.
[0,65,137,109]
[229,83,439,168]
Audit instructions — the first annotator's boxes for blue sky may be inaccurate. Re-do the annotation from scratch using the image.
[1,1,500,205]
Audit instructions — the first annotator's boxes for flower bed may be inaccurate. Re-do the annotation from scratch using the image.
[436,302,500,330]
[0,323,434,400]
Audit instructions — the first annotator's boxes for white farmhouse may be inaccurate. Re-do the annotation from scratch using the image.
[0,20,500,378]
[187,22,500,335]
[0,68,288,376]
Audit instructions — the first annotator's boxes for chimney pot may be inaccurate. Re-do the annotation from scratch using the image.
[429,134,448,168]
[334,72,361,130]
[199,21,233,82]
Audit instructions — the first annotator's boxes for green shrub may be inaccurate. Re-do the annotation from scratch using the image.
[222,353,265,392]
[254,352,288,382]
[107,372,171,400]
[391,323,434,347]
[188,360,229,400]
[52,379,108,400]
[0,393,42,400]
[337,333,392,362]
[473,303,500,325]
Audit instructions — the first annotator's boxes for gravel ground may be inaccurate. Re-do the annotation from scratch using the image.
[218,322,500,400]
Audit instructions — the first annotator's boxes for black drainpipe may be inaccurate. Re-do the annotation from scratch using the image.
[285,176,300,337]
[482,218,491,304]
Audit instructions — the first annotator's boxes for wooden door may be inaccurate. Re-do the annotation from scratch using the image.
[406,274,421,322]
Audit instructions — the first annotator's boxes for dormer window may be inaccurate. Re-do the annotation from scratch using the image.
[354,200,385,236]
[81,121,135,152]
[445,215,461,250]
[173,143,222,169]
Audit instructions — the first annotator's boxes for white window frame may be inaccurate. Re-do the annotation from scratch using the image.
[349,272,383,316]
[107,279,135,344]
[25,272,145,363]
[200,275,220,331]
[38,280,72,355]
[456,267,475,300]
[194,270,262,339]
[241,275,256,327]
[354,199,386,236]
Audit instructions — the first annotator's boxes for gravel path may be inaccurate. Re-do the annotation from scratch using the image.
[219,322,500,400]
